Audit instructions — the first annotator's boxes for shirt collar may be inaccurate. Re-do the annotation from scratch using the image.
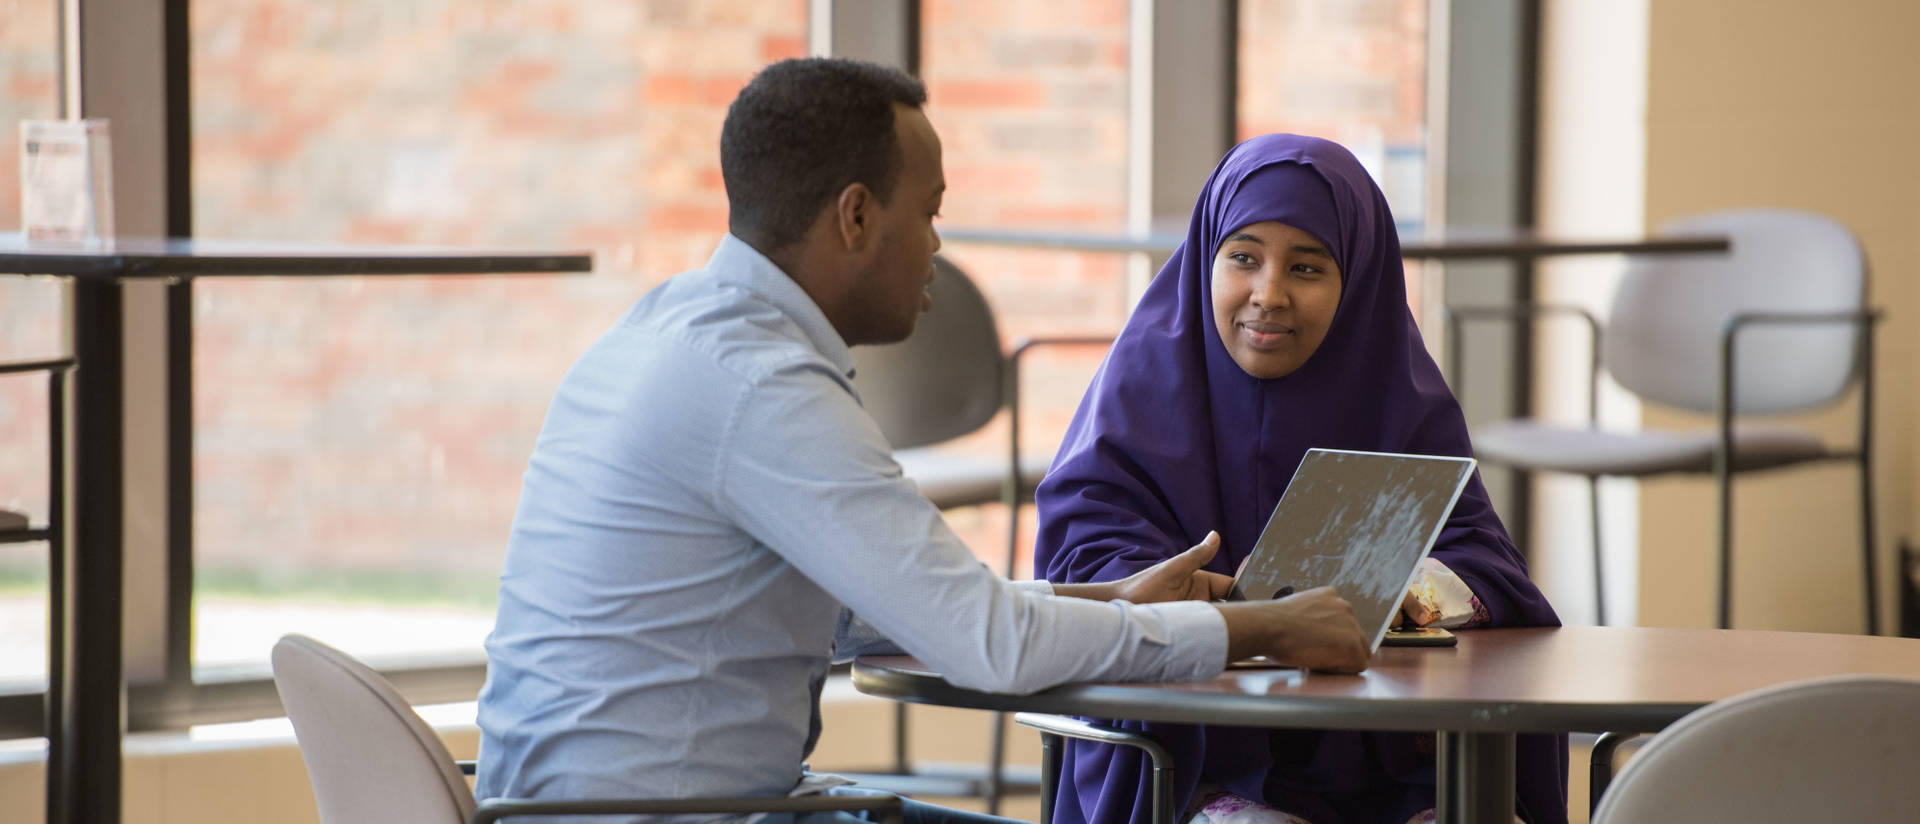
[707,234,856,378]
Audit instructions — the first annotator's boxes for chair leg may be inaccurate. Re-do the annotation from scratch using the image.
[893,703,910,774]
[985,712,1006,814]
[984,491,1018,814]
[1589,476,1606,626]
[1716,453,1734,630]
[1038,732,1061,824]
[995,446,1023,813]
[1860,452,1879,636]
[1150,753,1175,824]
[1589,731,1636,814]
[1857,312,1879,636]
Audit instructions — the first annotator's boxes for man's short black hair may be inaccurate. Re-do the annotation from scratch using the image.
[720,57,928,252]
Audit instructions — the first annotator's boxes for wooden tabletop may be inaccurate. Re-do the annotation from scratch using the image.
[0,232,592,278]
[853,626,1920,734]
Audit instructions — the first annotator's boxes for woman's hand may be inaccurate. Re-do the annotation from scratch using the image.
[1399,559,1488,628]
[1111,532,1235,604]
[1399,585,1439,627]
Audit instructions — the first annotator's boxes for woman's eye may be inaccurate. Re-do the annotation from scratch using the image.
[1229,252,1255,265]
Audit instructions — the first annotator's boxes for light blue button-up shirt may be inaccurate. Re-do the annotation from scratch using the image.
[475,235,1227,807]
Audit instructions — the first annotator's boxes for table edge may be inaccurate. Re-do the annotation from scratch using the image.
[850,661,1695,735]
[1,249,593,279]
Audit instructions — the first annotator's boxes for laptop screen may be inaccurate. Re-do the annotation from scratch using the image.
[1227,448,1476,651]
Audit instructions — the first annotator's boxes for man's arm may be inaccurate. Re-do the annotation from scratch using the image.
[716,362,1228,694]
[1215,587,1369,672]
[836,532,1234,662]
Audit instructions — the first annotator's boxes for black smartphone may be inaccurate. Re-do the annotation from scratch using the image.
[1381,627,1457,647]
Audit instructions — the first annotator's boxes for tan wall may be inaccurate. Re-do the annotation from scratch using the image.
[1636,0,1920,631]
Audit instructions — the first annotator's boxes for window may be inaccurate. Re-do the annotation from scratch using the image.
[188,0,808,672]
[1237,0,1431,313]
[0,0,64,694]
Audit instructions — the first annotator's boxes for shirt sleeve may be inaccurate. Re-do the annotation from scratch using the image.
[832,581,1061,663]
[716,359,1227,694]
[832,608,902,661]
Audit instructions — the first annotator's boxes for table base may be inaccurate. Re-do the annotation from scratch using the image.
[1436,731,1515,824]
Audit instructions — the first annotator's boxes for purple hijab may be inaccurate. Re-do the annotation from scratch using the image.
[1033,135,1566,824]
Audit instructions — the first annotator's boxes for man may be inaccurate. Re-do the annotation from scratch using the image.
[475,57,1368,821]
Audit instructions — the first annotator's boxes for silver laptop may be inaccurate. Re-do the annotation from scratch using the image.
[1228,448,1477,652]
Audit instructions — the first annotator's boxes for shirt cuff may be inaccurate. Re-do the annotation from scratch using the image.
[1138,599,1230,680]
[1012,579,1055,597]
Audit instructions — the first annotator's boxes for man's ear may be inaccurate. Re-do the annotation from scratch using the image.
[834,182,875,252]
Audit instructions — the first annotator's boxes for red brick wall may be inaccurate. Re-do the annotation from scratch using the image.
[186,0,808,586]
[1238,0,1427,147]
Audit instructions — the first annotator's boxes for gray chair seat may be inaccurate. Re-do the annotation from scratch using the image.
[0,509,27,531]
[1474,421,1830,477]
[895,448,1054,509]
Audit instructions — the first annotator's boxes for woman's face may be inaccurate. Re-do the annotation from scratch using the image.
[1210,220,1343,379]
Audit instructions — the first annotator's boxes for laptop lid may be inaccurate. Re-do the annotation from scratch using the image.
[1227,448,1477,652]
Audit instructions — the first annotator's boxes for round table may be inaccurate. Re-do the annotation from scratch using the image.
[852,626,1920,824]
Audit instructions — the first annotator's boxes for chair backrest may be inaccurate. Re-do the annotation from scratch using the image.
[271,634,476,824]
[1591,674,1920,823]
[851,255,1005,449]
[1604,208,1865,415]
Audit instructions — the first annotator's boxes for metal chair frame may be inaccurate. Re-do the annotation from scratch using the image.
[1016,712,1175,824]
[1443,305,1881,633]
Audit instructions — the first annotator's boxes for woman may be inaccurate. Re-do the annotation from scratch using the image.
[1033,134,1566,824]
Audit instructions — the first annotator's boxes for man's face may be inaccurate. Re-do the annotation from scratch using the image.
[846,104,945,346]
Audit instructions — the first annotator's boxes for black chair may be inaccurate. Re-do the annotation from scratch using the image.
[0,356,74,823]
[0,357,69,546]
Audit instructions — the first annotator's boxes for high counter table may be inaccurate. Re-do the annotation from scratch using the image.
[0,233,592,824]
[935,225,1731,260]
[854,626,1920,824]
